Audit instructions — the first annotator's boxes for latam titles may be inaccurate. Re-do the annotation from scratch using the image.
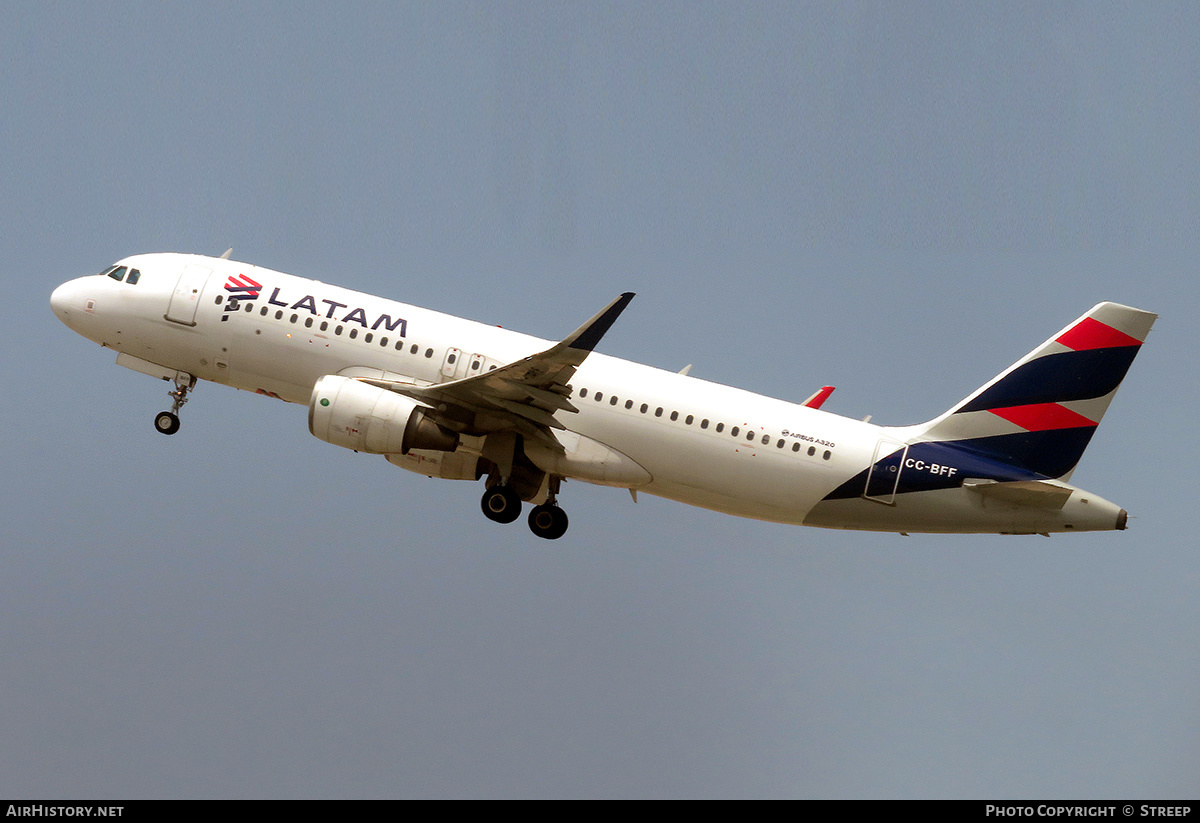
[224,283,407,336]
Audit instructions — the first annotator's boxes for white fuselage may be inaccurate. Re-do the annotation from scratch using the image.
[50,253,1130,534]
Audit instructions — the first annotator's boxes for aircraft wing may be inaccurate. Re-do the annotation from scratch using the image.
[359,292,635,446]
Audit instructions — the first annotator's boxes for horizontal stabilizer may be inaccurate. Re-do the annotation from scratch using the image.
[963,478,1073,509]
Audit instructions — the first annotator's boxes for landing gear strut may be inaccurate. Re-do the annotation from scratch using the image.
[154,373,194,435]
[478,431,571,539]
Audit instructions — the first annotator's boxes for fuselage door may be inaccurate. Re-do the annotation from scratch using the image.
[863,439,909,505]
[165,264,212,326]
[441,347,464,380]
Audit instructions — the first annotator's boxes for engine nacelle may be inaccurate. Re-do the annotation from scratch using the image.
[308,375,459,455]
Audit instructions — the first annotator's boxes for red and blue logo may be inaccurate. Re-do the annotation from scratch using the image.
[224,274,262,299]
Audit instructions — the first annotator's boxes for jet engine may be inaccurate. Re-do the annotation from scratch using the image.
[308,374,459,455]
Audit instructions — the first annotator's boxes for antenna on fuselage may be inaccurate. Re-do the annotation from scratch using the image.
[219,248,233,259]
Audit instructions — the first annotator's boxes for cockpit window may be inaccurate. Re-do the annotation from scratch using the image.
[96,264,140,284]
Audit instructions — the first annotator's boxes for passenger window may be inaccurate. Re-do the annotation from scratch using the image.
[792,443,800,452]
[595,392,603,402]
[290,314,298,323]
[731,426,739,437]
[700,419,708,429]
[640,404,648,413]
[669,411,678,421]
[275,310,284,320]
[215,295,223,305]
[446,352,455,364]
[762,435,770,445]
[610,396,618,406]
[319,320,328,330]
[395,341,403,350]
[823,450,831,460]
[334,326,342,335]
[580,388,588,398]
[716,423,724,433]
[685,415,694,425]
[425,348,433,358]
[776,439,784,448]
[261,307,269,316]
[379,337,387,346]
[808,446,816,456]
[349,329,358,339]
[365,333,373,343]
[625,400,633,410]
[244,303,252,312]
[411,344,419,354]
[747,431,755,441]
[654,407,663,417]
[305,317,313,328]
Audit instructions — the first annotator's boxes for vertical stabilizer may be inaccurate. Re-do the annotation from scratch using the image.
[914,302,1156,480]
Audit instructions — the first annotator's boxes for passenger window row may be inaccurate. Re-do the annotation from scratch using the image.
[212,293,819,454]
[575,387,832,460]
[215,294,437,358]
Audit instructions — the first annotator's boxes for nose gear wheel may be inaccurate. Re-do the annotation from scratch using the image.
[154,373,195,435]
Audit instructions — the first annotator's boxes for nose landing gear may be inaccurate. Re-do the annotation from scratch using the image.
[154,373,195,435]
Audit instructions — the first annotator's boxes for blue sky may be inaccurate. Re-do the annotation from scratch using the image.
[4,1,1198,797]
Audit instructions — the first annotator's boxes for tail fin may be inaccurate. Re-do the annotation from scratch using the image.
[914,302,1156,480]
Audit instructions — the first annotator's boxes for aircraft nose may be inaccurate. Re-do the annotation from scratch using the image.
[50,278,85,325]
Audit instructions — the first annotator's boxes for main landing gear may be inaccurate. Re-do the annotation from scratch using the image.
[480,476,570,540]
[480,484,522,524]
[527,502,569,541]
[154,373,195,435]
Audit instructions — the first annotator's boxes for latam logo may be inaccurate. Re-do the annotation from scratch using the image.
[222,282,409,337]
[224,274,263,299]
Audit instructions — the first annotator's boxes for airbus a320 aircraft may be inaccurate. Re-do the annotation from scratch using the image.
[51,252,1155,539]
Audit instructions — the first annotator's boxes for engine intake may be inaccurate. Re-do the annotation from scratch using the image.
[309,375,459,455]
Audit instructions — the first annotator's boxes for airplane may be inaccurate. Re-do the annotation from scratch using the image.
[50,252,1156,539]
